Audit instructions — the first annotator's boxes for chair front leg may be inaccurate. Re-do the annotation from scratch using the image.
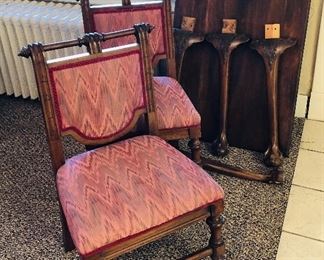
[206,203,225,260]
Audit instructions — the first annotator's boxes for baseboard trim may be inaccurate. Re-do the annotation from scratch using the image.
[295,94,309,118]
[308,92,324,121]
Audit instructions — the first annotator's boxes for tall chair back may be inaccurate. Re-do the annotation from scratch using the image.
[81,0,176,77]
[19,24,157,173]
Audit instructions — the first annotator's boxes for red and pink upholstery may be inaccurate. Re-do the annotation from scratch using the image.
[81,0,201,134]
[57,135,224,257]
[92,4,167,65]
[48,46,146,142]
[153,77,200,130]
[47,38,223,258]
[21,28,225,259]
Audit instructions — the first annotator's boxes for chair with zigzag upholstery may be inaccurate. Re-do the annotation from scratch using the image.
[19,25,225,259]
[80,0,202,164]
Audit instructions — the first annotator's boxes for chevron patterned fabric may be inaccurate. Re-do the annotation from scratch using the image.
[57,135,224,257]
[93,5,166,64]
[90,4,201,131]
[48,50,145,141]
[153,76,201,130]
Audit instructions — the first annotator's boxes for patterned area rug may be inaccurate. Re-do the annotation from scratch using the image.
[0,95,304,260]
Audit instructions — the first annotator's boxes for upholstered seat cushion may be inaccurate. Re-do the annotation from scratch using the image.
[57,135,223,257]
[153,76,201,130]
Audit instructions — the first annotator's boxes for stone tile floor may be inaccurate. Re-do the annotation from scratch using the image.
[276,119,324,259]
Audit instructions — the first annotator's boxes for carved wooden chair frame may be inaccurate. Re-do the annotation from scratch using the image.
[19,24,225,260]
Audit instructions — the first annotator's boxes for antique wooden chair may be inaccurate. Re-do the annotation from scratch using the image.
[19,25,225,259]
[80,0,202,164]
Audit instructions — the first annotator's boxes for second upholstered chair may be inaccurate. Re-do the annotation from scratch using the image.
[19,25,225,259]
[80,0,202,164]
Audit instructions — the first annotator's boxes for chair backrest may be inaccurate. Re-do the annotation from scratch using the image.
[81,0,176,77]
[48,45,145,141]
[19,25,158,173]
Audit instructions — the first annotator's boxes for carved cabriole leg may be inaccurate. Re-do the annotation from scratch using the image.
[264,56,283,167]
[211,51,230,157]
[206,202,225,260]
[173,29,204,80]
[205,34,250,157]
[270,168,284,184]
[250,39,296,168]
[122,0,131,6]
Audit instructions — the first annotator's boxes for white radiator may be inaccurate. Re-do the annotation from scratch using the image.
[0,0,84,99]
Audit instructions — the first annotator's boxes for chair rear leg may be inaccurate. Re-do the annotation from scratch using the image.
[59,205,75,252]
[206,201,225,260]
[189,137,201,165]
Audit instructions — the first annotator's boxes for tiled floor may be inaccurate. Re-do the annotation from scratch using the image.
[276,120,324,259]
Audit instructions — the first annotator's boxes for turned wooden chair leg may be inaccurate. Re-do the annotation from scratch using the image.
[189,137,201,165]
[207,202,225,260]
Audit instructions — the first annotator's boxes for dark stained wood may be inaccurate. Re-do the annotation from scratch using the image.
[173,29,204,79]
[250,38,296,167]
[188,138,202,165]
[206,33,250,156]
[173,31,288,181]
[183,247,213,260]
[18,29,138,58]
[202,157,284,183]
[207,203,225,260]
[179,149,284,183]
[174,0,311,155]
[19,25,225,260]
[135,24,160,136]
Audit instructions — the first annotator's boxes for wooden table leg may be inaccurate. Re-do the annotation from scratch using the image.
[174,28,204,80]
[250,39,296,168]
[206,33,249,156]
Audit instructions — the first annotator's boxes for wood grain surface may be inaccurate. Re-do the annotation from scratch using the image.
[174,0,311,155]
